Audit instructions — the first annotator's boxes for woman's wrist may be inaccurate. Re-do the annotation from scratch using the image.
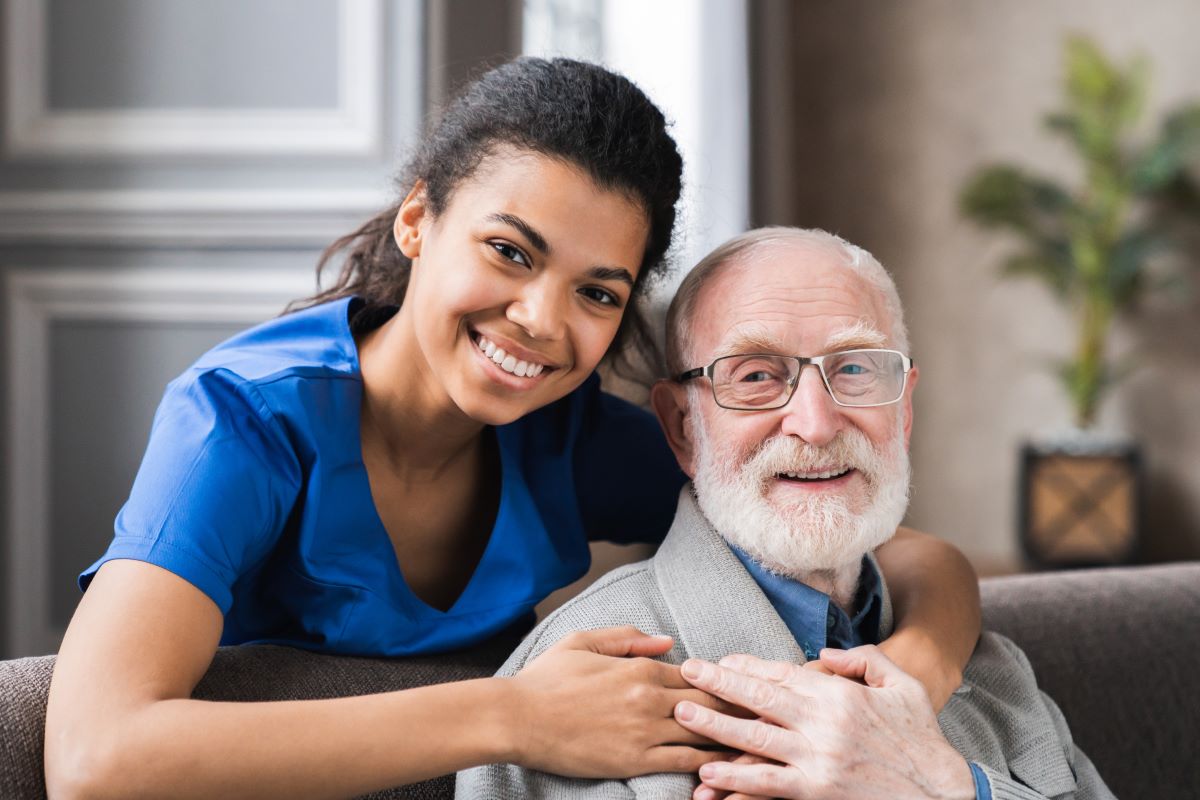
[878,628,963,710]
[475,676,525,766]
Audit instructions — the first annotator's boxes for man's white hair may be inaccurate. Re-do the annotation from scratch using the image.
[665,227,909,375]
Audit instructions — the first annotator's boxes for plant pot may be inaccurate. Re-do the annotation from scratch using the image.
[1018,431,1142,567]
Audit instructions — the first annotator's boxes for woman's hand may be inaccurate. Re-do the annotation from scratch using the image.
[504,626,741,779]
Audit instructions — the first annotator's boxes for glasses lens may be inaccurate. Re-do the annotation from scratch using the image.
[822,350,905,406]
[712,355,796,409]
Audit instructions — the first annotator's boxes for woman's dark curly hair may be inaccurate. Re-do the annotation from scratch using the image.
[296,57,683,375]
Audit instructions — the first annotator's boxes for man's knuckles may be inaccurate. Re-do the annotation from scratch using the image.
[745,720,780,755]
[746,679,779,714]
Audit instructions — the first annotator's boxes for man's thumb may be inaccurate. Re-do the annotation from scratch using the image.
[819,645,902,688]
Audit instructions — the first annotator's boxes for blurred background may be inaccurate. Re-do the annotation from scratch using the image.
[1,0,1197,658]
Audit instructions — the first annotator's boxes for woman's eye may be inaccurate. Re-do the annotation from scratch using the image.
[490,241,529,267]
[579,287,620,307]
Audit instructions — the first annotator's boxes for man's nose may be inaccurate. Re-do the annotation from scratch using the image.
[507,279,566,341]
[778,365,844,446]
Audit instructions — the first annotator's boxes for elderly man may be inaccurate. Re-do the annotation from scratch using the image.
[457,228,1112,800]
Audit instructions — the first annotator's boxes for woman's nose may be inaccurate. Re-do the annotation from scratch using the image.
[507,280,567,341]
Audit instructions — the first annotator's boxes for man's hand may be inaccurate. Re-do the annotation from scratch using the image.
[673,645,976,800]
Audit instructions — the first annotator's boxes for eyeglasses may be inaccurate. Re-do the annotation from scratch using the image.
[676,349,914,411]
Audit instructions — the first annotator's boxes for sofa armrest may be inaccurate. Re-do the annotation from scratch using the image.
[981,562,1200,800]
[0,628,522,800]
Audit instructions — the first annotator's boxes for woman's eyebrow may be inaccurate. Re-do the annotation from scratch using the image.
[487,212,549,255]
[588,266,634,286]
[487,213,633,285]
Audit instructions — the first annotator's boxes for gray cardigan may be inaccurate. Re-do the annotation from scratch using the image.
[457,489,1114,800]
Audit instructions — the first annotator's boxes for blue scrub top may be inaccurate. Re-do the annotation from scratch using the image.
[80,297,685,656]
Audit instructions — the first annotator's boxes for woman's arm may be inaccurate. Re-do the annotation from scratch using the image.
[873,527,981,711]
[45,560,727,800]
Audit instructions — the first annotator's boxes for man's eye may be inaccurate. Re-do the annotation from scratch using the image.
[490,241,529,266]
[579,287,620,307]
[838,364,867,375]
[741,371,776,383]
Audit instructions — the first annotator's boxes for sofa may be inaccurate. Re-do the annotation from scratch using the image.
[2,562,1197,799]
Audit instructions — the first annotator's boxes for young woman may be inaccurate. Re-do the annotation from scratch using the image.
[45,58,980,799]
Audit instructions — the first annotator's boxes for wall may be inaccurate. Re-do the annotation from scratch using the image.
[0,0,438,658]
[751,0,1200,568]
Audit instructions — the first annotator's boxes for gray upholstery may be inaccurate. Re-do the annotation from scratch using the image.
[0,628,524,800]
[981,562,1200,799]
[2,563,1197,798]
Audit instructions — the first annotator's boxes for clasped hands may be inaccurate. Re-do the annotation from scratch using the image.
[673,645,977,800]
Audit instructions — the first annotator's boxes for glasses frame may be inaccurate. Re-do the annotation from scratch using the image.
[676,348,915,411]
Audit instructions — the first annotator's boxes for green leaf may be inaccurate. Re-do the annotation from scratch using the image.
[1064,36,1117,110]
[1108,227,1167,304]
[1116,56,1149,127]
[1044,111,1081,144]
[960,166,1073,237]
[1003,250,1074,298]
[1130,104,1200,192]
[1062,36,1145,161]
[1162,103,1200,144]
[1161,172,1200,214]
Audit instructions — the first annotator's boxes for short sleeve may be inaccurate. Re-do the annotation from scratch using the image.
[572,384,686,545]
[79,368,302,614]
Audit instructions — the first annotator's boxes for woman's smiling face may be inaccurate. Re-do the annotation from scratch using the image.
[394,149,651,426]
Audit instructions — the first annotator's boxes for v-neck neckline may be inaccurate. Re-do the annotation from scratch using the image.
[342,297,510,618]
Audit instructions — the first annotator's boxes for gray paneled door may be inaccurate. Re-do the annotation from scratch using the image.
[0,0,425,658]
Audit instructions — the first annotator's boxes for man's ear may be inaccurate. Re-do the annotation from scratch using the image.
[901,363,919,449]
[394,180,429,259]
[650,379,698,478]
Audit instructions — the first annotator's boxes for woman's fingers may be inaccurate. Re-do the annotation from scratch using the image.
[554,626,675,658]
[670,687,753,719]
[644,746,737,775]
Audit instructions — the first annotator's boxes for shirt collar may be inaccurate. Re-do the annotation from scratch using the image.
[729,545,885,661]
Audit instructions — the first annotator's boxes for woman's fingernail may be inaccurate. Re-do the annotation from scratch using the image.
[675,701,697,721]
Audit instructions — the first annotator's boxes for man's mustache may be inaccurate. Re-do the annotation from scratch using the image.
[736,430,885,487]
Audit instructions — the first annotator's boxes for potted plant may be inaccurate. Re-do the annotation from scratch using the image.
[960,36,1200,566]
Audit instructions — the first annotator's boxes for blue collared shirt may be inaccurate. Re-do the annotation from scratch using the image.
[728,546,885,660]
[730,545,992,800]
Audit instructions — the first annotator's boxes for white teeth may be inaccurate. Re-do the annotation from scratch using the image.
[474,334,548,379]
[782,468,850,481]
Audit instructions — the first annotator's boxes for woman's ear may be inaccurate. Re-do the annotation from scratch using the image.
[394,180,429,259]
[650,380,697,478]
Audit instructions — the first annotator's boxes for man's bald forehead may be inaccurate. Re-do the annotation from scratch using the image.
[665,228,909,374]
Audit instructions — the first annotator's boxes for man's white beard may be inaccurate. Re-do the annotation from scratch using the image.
[689,410,911,578]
